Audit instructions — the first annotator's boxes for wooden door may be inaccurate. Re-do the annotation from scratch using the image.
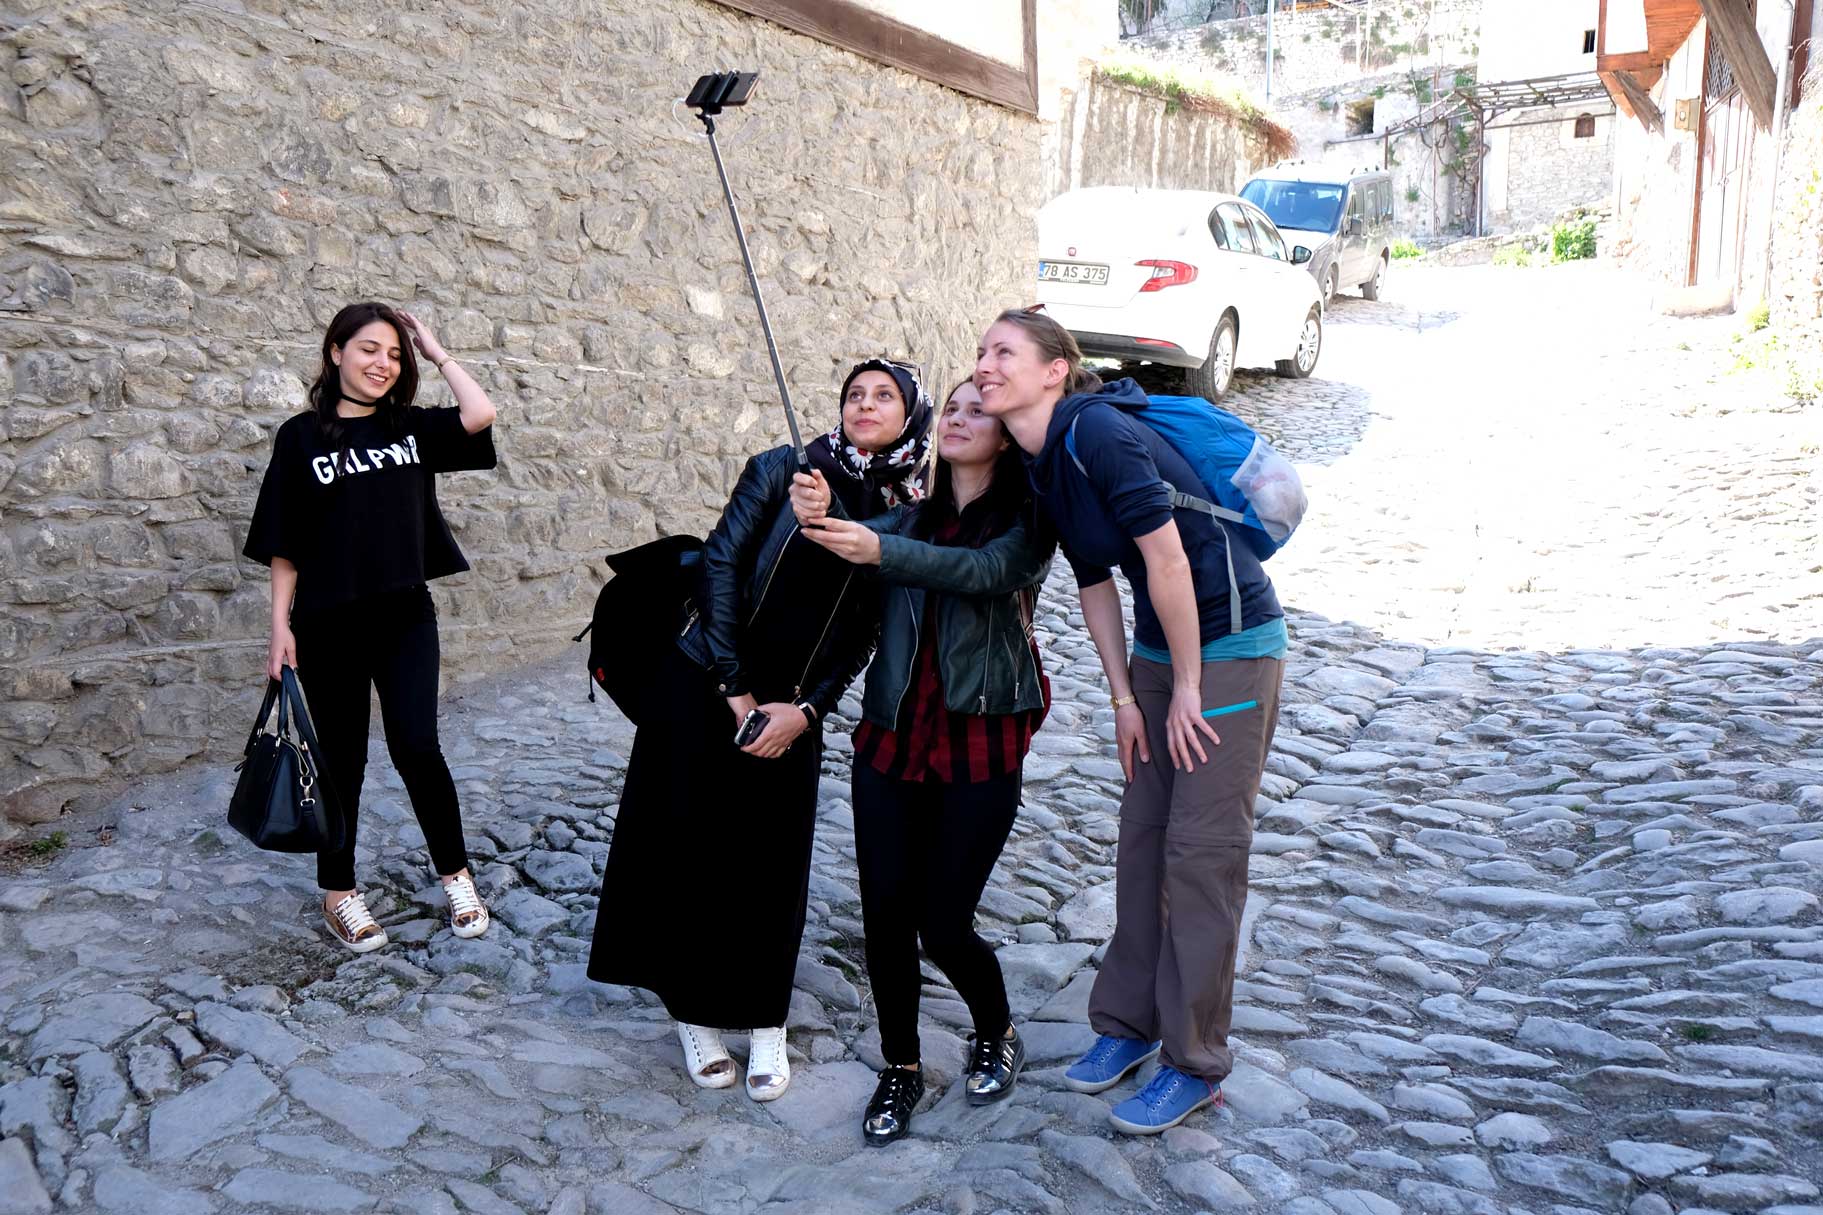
[1690,25,1757,288]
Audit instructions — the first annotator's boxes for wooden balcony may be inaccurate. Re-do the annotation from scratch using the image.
[1596,0,1702,81]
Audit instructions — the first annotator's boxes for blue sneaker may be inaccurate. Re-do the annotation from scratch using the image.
[1063,1035,1162,1094]
[1108,1064,1219,1135]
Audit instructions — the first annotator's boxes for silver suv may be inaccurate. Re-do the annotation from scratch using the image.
[1241,163,1395,306]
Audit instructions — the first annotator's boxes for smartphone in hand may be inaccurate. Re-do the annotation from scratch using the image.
[734,708,770,748]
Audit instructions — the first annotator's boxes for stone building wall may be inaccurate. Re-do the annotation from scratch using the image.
[1485,108,1616,234]
[1769,72,1823,342]
[1127,0,1481,99]
[1045,76,1285,201]
[1274,70,1477,240]
[0,0,1041,831]
[1606,28,1707,287]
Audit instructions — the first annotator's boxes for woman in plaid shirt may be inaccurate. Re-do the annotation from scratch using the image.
[791,377,1054,1146]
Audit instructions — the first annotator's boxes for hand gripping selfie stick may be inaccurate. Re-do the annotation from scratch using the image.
[685,71,808,470]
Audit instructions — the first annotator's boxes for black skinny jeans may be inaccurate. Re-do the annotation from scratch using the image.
[293,586,469,892]
[853,763,1021,1067]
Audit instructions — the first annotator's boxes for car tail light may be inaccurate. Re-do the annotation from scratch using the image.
[1137,260,1198,291]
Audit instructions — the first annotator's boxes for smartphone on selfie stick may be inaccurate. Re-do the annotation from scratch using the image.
[684,71,809,471]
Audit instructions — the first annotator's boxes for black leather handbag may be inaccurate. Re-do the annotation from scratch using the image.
[227,666,345,853]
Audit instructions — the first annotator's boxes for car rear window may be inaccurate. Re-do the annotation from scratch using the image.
[1215,203,1256,254]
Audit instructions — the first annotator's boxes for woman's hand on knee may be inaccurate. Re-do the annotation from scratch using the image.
[269,623,297,680]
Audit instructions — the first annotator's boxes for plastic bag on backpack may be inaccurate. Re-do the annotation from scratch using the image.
[1231,435,1307,543]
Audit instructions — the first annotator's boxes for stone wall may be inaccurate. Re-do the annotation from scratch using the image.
[1045,75,1285,201]
[1126,0,1481,99]
[1769,71,1823,342]
[1606,27,1706,287]
[1484,108,1616,234]
[1274,70,1478,239]
[0,0,1041,831]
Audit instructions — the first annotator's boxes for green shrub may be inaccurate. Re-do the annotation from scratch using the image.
[1095,56,1264,123]
[1550,218,1597,262]
[27,831,66,858]
[1405,185,1420,203]
[1746,300,1770,331]
[1390,238,1423,260]
[1493,244,1533,268]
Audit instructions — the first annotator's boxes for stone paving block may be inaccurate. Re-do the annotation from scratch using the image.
[284,1066,423,1150]
[148,1061,279,1162]
[0,1137,52,1215]
[92,1164,217,1215]
[221,1167,377,1213]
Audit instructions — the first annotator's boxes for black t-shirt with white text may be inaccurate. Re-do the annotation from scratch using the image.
[243,407,496,621]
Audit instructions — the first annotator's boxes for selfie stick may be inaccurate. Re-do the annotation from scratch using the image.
[687,71,808,470]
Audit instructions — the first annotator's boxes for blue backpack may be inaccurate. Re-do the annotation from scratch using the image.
[1065,393,1308,632]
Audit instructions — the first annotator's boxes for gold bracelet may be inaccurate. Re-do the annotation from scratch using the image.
[1111,694,1137,710]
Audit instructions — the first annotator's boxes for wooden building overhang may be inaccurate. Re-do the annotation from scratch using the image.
[1597,0,1777,128]
[1597,0,1702,77]
[1597,0,1697,122]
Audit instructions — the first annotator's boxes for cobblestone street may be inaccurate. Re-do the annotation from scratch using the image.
[1,264,1819,1215]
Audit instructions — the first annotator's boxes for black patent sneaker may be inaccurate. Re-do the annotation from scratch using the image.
[863,1065,924,1146]
[965,1026,1026,1106]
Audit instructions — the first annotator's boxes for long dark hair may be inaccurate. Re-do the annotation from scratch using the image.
[914,378,1042,549]
[989,308,1104,396]
[308,301,418,450]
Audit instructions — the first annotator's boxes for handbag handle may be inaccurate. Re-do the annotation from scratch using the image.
[242,678,284,758]
[279,666,322,807]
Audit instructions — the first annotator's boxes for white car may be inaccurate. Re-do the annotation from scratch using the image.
[1036,187,1325,402]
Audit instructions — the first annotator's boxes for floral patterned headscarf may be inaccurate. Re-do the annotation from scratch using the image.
[806,358,932,515]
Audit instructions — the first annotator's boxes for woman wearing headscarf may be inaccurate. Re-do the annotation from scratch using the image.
[589,359,932,1102]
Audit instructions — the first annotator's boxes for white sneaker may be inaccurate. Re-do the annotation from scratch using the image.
[676,1022,737,1089]
[323,891,388,953]
[746,1026,790,1102]
[442,872,489,939]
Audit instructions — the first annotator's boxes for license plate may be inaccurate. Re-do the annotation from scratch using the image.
[1038,260,1110,285]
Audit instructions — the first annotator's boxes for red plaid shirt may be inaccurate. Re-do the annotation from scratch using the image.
[853,590,1050,784]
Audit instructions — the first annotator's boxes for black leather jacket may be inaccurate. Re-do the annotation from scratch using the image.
[676,445,876,718]
[860,505,1053,730]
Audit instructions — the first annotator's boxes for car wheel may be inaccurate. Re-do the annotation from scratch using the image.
[1323,266,1337,309]
[1186,312,1237,403]
[1275,307,1322,379]
[1362,253,1388,300]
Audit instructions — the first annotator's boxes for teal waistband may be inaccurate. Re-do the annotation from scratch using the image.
[1132,617,1288,665]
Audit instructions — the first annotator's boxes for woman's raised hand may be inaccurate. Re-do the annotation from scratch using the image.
[790,471,832,527]
[798,518,882,566]
[396,309,448,366]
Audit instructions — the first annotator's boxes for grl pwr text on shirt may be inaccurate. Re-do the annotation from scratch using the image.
[312,435,422,485]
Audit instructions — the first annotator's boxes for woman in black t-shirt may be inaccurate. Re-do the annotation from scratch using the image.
[245,301,499,953]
